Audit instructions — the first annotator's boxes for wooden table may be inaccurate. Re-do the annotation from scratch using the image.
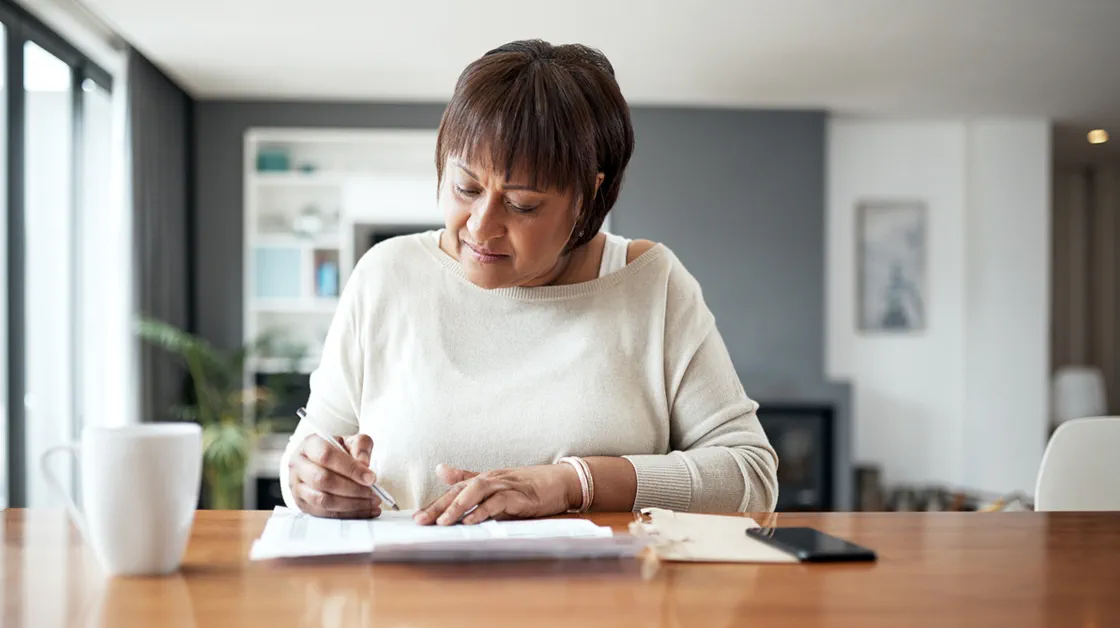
[3,509,1118,627]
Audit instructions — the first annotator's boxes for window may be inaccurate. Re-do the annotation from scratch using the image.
[0,21,7,509]
[0,1,114,508]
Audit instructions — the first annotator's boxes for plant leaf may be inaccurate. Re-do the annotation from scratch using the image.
[135,318,223,372]
[137,316,298,454]
[169,405,200,423]
[202,421,250,473]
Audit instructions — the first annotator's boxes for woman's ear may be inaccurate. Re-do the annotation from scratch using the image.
[594,172,606,198]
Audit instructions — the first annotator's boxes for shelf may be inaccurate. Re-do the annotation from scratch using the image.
[252,171,350,187]
[252,356,320,374]
[256,234,340,249]
[247,128,438,146]
[253,298,339,314]
[250,446,285,478]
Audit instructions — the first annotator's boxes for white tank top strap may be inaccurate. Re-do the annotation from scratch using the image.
[598,232,631,278]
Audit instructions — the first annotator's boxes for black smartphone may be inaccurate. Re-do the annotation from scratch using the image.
[746,527,877,562]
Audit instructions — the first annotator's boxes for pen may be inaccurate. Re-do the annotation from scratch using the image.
[296,408,400,511]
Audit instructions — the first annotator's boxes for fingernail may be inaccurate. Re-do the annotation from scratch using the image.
[437,514,452,526]
[413,512,429,524]
[362,470,375,484]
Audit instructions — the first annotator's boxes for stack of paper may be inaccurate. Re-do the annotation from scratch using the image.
[249,508,646,562]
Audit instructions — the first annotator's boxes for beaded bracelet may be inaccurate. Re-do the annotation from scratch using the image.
[558,456,594,513]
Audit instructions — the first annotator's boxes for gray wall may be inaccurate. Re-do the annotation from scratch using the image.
[193,102,851,506]
[613,108,826,392]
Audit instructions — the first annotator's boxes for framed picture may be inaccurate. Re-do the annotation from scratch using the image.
[856,200,927,332]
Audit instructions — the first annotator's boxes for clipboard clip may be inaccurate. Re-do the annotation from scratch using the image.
[627,509,695,580]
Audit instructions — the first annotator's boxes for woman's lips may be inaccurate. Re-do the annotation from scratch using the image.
[463,241,509,264]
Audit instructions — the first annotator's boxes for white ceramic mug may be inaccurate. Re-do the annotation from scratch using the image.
[40,423,203,576]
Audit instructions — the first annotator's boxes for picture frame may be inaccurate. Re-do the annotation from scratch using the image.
[856,200,927,333]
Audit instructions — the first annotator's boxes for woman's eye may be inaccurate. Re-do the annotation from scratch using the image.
[507,199,540,214]
[455,185,480,198]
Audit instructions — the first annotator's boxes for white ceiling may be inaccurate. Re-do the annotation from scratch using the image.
[78,0,1120,114]
[75,0,1120,150]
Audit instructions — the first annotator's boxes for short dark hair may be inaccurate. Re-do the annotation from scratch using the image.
[436,40,635,250]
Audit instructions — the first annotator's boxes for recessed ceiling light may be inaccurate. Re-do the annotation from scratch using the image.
[1087,129,1109,144]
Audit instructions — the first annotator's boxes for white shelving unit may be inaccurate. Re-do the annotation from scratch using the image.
[243,128,443,507]
[243,128,442,376]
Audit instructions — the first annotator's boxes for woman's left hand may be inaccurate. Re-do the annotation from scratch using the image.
[414,463,581,526]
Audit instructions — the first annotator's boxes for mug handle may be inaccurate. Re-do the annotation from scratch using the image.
[39,444,90,544]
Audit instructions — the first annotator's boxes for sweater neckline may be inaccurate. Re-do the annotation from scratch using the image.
[418,230,666,301]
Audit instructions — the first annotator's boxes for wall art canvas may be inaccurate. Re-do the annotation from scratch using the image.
[857,201,927,332]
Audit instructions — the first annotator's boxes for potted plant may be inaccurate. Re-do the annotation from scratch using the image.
[136,318,305,510]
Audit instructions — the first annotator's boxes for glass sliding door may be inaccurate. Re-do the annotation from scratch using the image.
[0,2,114,507]
[23,41,74,507]
[77,78,112,468]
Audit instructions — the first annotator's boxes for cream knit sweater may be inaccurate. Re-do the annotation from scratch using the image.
[280,232,779,513]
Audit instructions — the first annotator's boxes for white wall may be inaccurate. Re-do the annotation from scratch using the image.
[963,121,1051,494]
[827,117,1050,496]
[827,120,970,489]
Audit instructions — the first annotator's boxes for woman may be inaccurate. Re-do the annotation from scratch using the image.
[280,40,778,524]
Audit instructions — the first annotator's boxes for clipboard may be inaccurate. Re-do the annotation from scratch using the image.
[629,508,798,563]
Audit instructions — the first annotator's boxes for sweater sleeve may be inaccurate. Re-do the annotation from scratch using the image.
[278,260,367,511]
[623,256,779,513]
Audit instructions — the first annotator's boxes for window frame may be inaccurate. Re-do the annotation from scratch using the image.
[1,0,112,507]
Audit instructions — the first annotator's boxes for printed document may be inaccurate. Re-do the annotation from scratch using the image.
[249,507,645,561]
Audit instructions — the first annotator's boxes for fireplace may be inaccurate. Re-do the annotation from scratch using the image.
[756,402,838,511]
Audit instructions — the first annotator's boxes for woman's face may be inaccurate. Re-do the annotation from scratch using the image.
[439,157,581,289]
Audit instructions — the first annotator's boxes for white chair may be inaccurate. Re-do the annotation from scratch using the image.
[1035,417,1120,511]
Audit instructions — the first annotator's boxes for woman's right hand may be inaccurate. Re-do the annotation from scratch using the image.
[288,433,382,519]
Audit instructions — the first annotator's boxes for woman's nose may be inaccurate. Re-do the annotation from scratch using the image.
[467,194,505,241]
